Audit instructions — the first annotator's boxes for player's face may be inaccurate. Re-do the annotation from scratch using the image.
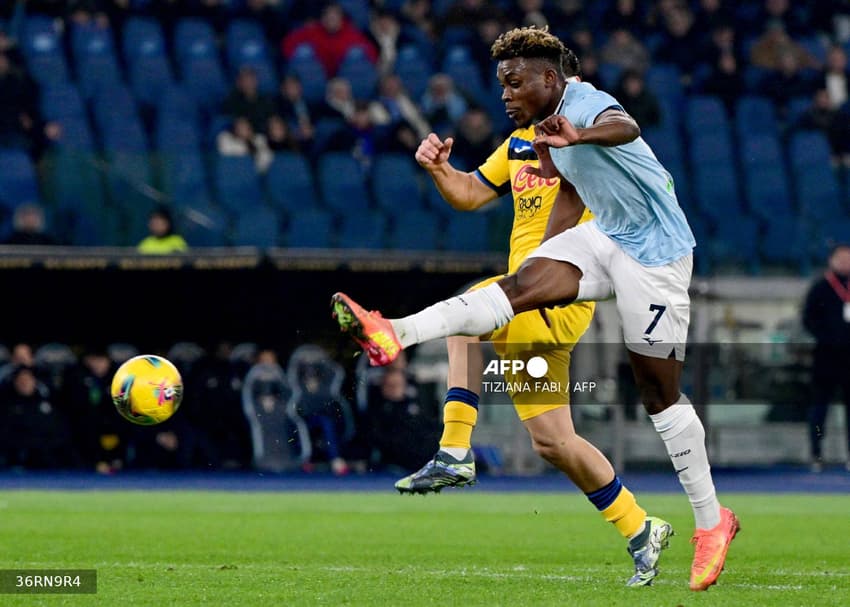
[497,58,559,127]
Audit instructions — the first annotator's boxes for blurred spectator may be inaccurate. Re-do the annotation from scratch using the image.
[275,74,316,148]
[468,17,505,85]
[699,23,740,68]
[613,70,662,128]
[600,28,650,74]
[0,50,59,158]
[821,45,848,110]
[693,0,734,40]
[756,0,809,36]
[2,203,58,245]
[137,206,189,254]
[702,50,745,115]
[265,115,300,153]
[365,367,440,471]
[420,73,468,137]
[187,342,252,469]
[216,116,273,173]
[564,23,596,58]
[222,66,276,133]
[441,0,492,31]
[654,6,702,79]
[316,77,356,122]
[451,108,498,171]
[281,2,378,78]
[509,0,551,28]
[761,48,818,113]
[0,365,72,469]
[603,0,645,34]
[802,244,850,472]
[369,10,401,75]
[797,89,850,163]
[66,348,128,473]
[577,51,604,90]
[373,73,430,143]
[750,21,820,72]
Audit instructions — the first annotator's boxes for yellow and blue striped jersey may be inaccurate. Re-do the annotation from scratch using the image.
[475,124,592,273]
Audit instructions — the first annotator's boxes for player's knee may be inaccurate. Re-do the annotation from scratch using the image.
[500,259,579,314]
[529,428,578,464]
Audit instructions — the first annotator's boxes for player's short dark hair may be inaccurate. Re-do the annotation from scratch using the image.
[490,26,580,78]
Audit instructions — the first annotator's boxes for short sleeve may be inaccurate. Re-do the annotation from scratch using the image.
[474,137,512,196]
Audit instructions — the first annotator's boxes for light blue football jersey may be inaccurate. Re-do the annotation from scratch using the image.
[548,81,695,266]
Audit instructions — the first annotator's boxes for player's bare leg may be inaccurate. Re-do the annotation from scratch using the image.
[629,351,740,591]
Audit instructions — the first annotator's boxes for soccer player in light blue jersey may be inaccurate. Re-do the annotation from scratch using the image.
[332,26,739,591]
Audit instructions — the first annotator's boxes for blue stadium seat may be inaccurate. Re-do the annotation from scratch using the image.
[174,18,218,63]
[338,0,371,30]
[734,95,778,138]
[176,201,230,247]
[371,154,422,212]
[785,96,813,127]
[159,151,211,207]
[641,126,684,168]
[395,45,432,100]
[760,215,811,273]
[156,84,200,126]
[692,164,741,225]
[441,45,486,104]
[47,152,106,219]
[709,214,761,273]
[226,19,276,92]
[232,206,281,247]
[65,206,123,246]
[338,47,379,99]
[214,156,266,214]
[788,131,833,177]
[156,119,201,151]
[285,209,334,248]
[39,83,86,122]
[129,55,174,107]
[180,58,229,112]
[444,212,490,252]
[317,153,372,212]
[645,63,684,107]
[53,117,96,152]
[71,23,122,99]
[122,17,166,63]
[688,131,735,168]
[0,150,40,213]
[796,167,845,223]
[743,166,792,221]
[598,62,623,90]
[739,133,783,171]
[684,95,730,135]
[389,209,440,250]
[284,45,328,106]
[20,15,70,86]
[337,211,387,249]
[265,152,318,215]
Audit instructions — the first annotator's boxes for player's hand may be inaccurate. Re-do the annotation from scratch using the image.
[533,115,580,148]
[415,133,454,170]
[528,137,560,179]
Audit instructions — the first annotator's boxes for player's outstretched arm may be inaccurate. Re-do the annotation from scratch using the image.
[415,133,496,211]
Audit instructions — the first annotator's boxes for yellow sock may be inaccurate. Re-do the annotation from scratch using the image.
[439,387,479,449]
[602,487,647,538]
[587,477,647,538]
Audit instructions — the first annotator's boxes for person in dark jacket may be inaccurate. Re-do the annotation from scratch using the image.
[802,244,850,472]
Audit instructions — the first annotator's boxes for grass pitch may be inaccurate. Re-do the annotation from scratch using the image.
[0,490,847,606]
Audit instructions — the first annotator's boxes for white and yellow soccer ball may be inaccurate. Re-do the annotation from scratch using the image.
[111,355,183,425]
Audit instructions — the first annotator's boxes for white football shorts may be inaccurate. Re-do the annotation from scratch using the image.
[526,220,692,361]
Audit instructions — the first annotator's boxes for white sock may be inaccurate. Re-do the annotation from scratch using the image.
[390,283,515,348]
[440,447,469,460]
[649,395,721,530]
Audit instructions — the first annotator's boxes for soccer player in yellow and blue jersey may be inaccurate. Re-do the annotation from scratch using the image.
[337,27,673,587]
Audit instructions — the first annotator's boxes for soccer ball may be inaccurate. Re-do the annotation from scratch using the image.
[111,355,183,425]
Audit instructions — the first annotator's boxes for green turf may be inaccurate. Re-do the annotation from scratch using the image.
[0,491,847,606]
